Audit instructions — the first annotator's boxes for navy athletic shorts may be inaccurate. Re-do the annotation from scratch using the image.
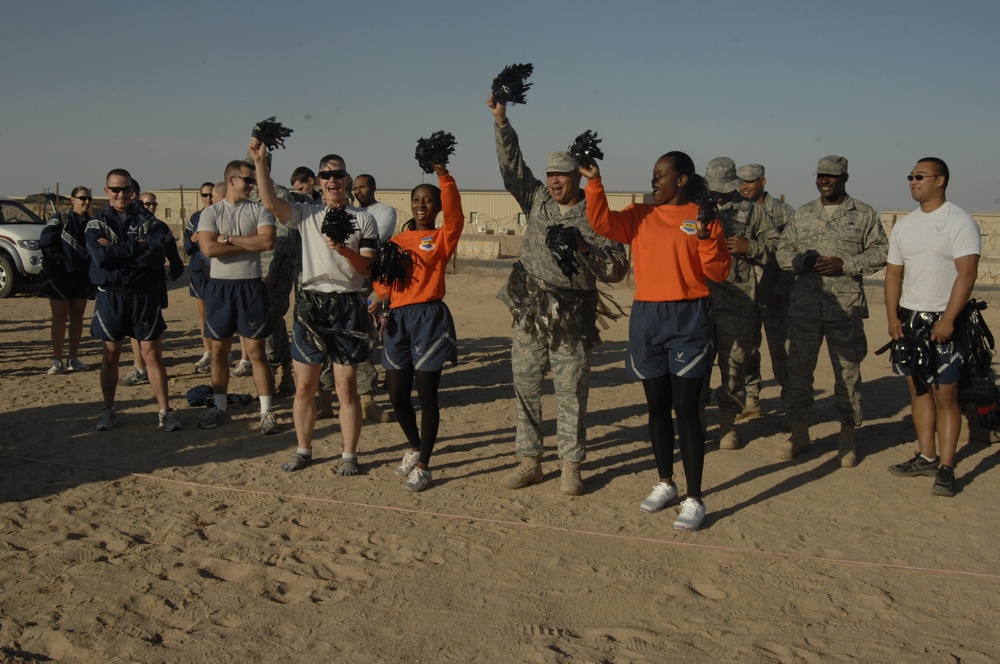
[626,298,715,380]
[203,278,270,340]
[892,308,964,385]
[291,290,370,366]
[382,300,458,372]
[91,287,166,342]
[42,274,95,301]
[188,269,208,300]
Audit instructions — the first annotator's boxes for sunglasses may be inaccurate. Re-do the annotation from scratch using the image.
[200,192,212,198]
[107,186,133,194]
[907,174,939,182]
[318,169,348,180]
[74,196,92,202]
[143,201,158,208]
[233,175,257,186]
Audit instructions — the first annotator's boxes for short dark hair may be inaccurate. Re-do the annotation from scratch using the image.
[291,166,315,186]
[356,173,377,191]
[318,154,345,170]
[106,168,131,184]
[71,186,91,197]
[225,159,250,180]
[200,181,215,190]
[658,151,709,203]
[917,157,950,190]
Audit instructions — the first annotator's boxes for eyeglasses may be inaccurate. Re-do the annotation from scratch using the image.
[318,169,348,180]
[107,186,133,194]
[142,201,158,208]
[907,174,939,182]
[232,175,257,186]
[200,192,213,198]
[73,196,92,202]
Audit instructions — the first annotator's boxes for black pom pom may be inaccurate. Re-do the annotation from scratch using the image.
[251,116,293,150]
[491,63,534,106]
[370,241,414,290]
[697,194,718,227]
[415,131,457,174]
[568,130,604,168]
[321,207,356,245]
[545,223,586,278]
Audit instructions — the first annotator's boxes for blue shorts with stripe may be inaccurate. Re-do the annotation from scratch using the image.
[91,288,166,342]
[892,309,963,385]
[203,278,270,340]
[382,300,458,372]
[42,274,95,301]
[188,269,208,300]
[626,298,715,380]
[291,290,370,366]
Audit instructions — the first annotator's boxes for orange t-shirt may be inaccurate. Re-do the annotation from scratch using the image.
[586,179,731,302]
[373,174,464,308]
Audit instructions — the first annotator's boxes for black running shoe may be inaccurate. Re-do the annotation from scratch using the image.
[931,465,956,497]
[888,452,939,477]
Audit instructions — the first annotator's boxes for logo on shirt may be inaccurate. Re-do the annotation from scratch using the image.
[419,236,435,252]
[680,221,698,235]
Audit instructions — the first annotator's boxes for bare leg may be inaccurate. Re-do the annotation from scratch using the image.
[67,298,88,358]
[333,363,362,455]
[139,339,170,411]
[100,340,122,407]
[292,361,322,451]
[49,299,70,361]
[245,337,274,398]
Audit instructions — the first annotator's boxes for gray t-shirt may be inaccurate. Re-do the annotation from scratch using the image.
[357,201,398,244]
[198,199,276,280]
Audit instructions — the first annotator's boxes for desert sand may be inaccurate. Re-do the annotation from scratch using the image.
[1,265,999,663]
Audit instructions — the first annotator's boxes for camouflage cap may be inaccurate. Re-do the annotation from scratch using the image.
[705,157,742,193]
[737,164,765,181]
[245,150,272,168]
[546,151,576,174]
[815,155,848,176]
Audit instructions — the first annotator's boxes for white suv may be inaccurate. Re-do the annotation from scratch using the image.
[0,197,46,297]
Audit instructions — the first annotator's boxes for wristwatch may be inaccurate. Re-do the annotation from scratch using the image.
[220,234,230,244]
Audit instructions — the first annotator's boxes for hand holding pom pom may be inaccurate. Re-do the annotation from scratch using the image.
[251,116,293,150]
[568,130,604,168]
[491,63,534,105]
[415,131,457,174]
[321,207,357,245]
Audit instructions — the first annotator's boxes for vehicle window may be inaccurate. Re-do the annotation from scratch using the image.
[0,201,45,225]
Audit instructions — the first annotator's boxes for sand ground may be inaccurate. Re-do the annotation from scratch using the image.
[1,267,999,663]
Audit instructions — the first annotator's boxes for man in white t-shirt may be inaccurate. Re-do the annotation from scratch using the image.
[197,160,280,434]
[250,139,379,476]
[885,157,981,497]
[353,174,398,243]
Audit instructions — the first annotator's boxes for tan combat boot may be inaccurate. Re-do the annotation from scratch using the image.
[838,423,857,467]
[560,460,583,496]
[277,362,296,395]
[736,397,763,422]
[503,455,543,489]
[361,392,390,423]
[778,420,811,459]
[719,410,741,450]
[316,389,335,420]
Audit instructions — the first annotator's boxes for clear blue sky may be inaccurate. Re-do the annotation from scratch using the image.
[3,0,998,212]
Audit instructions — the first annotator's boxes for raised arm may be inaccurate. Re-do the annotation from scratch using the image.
[249,138,292,222]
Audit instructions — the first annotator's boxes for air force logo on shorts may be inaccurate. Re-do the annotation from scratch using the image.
[680,221,698,235]
[419,236,435,252]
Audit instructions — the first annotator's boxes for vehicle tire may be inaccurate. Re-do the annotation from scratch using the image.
[0,252,20,298]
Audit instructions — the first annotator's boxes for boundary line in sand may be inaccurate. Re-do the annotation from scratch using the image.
[4,453,999,582]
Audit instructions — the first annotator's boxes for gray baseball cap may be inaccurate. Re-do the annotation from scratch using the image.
[815,155,848,176]
[705,157,742,193]
[737,164,764,181]
[546,151,576,173]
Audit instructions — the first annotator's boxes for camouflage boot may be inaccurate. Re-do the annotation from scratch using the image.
[719,411,741,450]
[838,423,857,468]
[560,460,583,496]
[316,389,335,420]
[277,362,296,395]
[361,392,390,423]
[503,455,543,489]
[736,397,763,422]
[778,420,811,459]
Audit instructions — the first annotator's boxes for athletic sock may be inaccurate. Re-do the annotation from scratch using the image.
[259,395,272,413]
[297,447,311,456]
[921,454,937,463]
[342,452,357,461]
[214,394,228,412]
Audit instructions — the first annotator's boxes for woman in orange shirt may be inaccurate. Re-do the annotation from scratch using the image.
[582,152,731,531]
[371,163,464,492]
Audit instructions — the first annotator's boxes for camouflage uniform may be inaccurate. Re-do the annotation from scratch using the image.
[252,183,298,366]
[745,193,797,405]
[704,198,780,414]
[495,121,628,462]
[776,196,887,425]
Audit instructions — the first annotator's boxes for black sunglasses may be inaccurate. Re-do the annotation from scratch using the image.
[143,201,158,208]
[107,186,133,194]
[907,174,938,182]
[318,169,348,180]
[233,175,257,186]
[74,196,92,202]
[200,192,212,198]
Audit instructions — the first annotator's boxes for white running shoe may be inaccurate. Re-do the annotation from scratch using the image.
[230,359,252,377]
[159,408,183,432]
[395,450,420,477]
[47,359,66,375]
[120,368,149,386]
[67,357,90,371]
[194,352,212,374]
[403,467,432,492]
[640,482,678,513]
[673,498,706,531]
[259,410,280,435]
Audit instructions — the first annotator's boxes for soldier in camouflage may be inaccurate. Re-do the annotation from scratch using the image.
[487,90,628,496]
[701,158,780,451]
[737,164,797,420]
[775,155,888,465]
[247,152,298,395]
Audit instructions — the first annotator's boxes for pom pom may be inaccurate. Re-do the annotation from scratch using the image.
[251,116,293,150]
[545,223,586,278]
[321,207,356,245]
[697,194,718,227]
[370,241,414,290]
[491,63,534,106]
[415,131,457,174]
[568,130,604,168]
